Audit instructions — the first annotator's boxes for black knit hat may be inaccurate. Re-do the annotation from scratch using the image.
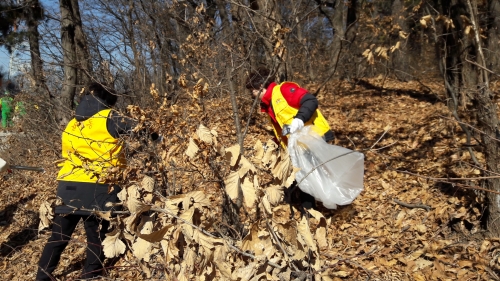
[246,67,274,90]
[88,82,118,107]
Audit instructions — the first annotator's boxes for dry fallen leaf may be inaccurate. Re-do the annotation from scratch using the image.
[297,216,317,252]
[225,144,241,166]
[103,230,127,258]
[265,186,283,205]
[196,124,213,144]
[185,137,199,158]
[38,201,53,231]
[241,176,256,208]
[141,175,155,192]
[224,171,240,200]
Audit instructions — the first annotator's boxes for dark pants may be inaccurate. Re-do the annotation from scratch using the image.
[287,182,316,210]
[299,189,316,209]
[36,214,109,280]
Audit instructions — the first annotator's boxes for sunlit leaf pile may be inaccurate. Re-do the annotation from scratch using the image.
[1,79,500,280]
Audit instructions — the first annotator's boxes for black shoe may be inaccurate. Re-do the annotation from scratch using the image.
[301,198,316,210]
[299,190,316,210]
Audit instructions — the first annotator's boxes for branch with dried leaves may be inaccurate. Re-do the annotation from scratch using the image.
[152,191,283,269]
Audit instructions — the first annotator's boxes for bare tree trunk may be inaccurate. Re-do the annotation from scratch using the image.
[435,0,480,166]
[227,67,243,149]
[138,0,166,95]
[487,0,500,75]
[250,0,285,78]
[433,0,500,236]
[25,0,47,96]
[229,1,250,97]
[332,0,344,71]
[96,0,145,97]
[127,1,143,93]
[391,0,412,81]
[476,91,500,236]
[315,0,342,77]
[465,0,500,237]
[314,0,357,87]
[71,0,92,88]
[59,0,79,122]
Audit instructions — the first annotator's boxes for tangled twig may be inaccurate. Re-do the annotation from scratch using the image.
[393,198,431,211]
[318,250,376,281]
[393,169,500,195]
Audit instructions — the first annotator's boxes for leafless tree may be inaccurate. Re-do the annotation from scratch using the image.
[59,0,92,122]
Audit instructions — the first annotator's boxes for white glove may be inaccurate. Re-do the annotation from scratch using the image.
[0,158,9,173]
[289,118,304,134]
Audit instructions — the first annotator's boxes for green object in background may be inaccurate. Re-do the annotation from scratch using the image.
[15,101,26,117]
[1,95,13,128]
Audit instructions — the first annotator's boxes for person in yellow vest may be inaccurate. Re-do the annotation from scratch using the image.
[246,67,334,211]
[36,82,150,280]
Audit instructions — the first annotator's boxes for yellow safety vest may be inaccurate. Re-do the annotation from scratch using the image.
[57,109,126,183]
[271,82,331,148]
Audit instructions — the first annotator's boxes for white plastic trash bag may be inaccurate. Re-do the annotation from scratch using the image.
[288,126,365,209]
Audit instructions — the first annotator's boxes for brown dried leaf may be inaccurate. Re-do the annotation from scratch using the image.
[271,151,291,181]
[238,156,256,178]
[180,207,196,224]
[241,177,257,208]
[139,224,173,243]
[103,230,126,258]
[214,259,232,279]
[185,137,199,158]
[232,262,258,280]
[285,166,301,188]
[127,184,141,200]
[132,237,152,261]
[261,196,272,214]
[161,227,182,263]
[224,171,240,200]
[38,201,53,231]
[480,240,491,254]
[297,216,317,252]
[95,211,112,221]
[362,49,374,64]
[262,140,277,166]
[265,186,283,205]
[117,187,127,202]
[407,249,424,261]
[274,221,297,248]
[188,190,211,208]
[127,197,148,214]
[196,124,213,144]
[141,175,155,192]
[225,144,241,167]
[414,258,433,271]
[308,209,328,250]
[390,41,401,53]
[253,140,264,163]
[332,271,350,277]
[242,223,259,252]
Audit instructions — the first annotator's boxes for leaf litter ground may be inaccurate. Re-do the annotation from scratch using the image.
[0,79,499,280]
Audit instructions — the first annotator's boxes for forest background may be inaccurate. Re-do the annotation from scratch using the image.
[1,0,500,280]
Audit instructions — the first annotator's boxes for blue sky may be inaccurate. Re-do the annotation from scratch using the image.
[0,0,55,79]
[0,46,8,75]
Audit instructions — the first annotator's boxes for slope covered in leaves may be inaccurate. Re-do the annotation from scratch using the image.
[0,79,499,280]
